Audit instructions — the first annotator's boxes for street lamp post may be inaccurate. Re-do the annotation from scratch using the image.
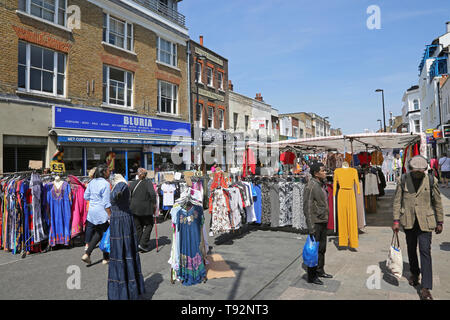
[375,89,386,132]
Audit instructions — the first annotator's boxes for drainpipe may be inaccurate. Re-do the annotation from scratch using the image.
[187,40,192,170]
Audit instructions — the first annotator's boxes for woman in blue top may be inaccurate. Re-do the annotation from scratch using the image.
[82,164,112,265]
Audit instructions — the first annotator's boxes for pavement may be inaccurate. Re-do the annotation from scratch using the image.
[0,182,449,300]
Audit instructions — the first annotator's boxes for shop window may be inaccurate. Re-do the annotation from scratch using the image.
[3,146,45,173]
[63,147,83,175]
[18,41,66,96]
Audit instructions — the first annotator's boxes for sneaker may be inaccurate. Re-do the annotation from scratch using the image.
[81,253,91,264]
[102,259,109,265]
[420,288,433,300]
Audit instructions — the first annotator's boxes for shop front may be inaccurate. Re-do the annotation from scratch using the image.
[50,106,194,180]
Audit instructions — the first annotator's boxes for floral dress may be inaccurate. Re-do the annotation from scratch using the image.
[210,188,231,235]
[292,182,307,230]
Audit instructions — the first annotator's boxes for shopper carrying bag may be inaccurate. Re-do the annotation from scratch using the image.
[386,231,403,279]
[302,235,319,268]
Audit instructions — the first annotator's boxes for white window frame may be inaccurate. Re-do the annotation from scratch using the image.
[158,80,178,115]
[157,37,177,67]
[208,106,214,128]
[103,65,133,108]
[217,71,223,90]
[218,109,224,130]
[413,99,419,110]
[414,120,420,133]
[23,0,67,27]
[195,62,202,83]
[18,41,66,97]
[207,67,213,87]
[196,102,203,128]
[103,13,133,52]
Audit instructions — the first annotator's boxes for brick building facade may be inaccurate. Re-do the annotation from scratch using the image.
[0,0,192,177]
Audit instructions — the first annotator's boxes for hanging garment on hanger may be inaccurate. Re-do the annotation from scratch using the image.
[279,180,293,227]
[326,183,334,231]
[30,173,47,244]
[209,188,231,235]
[269,181,281,228]
[68,175,87,239]
[47,181,72,247]
[252,183,263,226]
[364,172,379,196]
[371,150,384,166]
[354,181,366,230]
[292,182,306,230]
[333,167,360,249]
[260,181,271,226]
[227,187,243,230]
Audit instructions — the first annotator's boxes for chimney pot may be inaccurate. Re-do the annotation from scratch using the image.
[199,35,204,46]
[228,80,233,91]
[447,22,450,34]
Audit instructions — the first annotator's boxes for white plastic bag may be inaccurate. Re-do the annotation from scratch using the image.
[386,232,403,279]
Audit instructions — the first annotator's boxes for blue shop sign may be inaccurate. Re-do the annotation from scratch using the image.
[57,136,195,145]
[53,106,191,137]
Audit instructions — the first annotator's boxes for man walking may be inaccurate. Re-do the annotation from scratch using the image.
[393,153,402,180]
[129,168,157,252]
[438,152,450,188]
[303,163,333,285]
[392,155,444,300]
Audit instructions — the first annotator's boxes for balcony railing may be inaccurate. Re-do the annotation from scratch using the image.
[418,45,439,74]
[429,57,448,80]
[132,0,186,27]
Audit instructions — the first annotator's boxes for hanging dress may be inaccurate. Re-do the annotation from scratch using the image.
[47,181,72,247]
[68,175,87,239]
[292,182,307,230]
[172,204,207,286]
[333,167,360,248]
[30,173,47,244]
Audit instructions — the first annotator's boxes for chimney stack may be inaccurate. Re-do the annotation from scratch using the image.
[447,22,450,34]
[199,35,204,46]
[228,80,233,91]
[255,93,263,101]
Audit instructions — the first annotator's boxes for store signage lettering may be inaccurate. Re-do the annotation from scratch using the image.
[198,88,225,102]
[53,106,190,136]
[57,136,194,145]
[443,125,450,138]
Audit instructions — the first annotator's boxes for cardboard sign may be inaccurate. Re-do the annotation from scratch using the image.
[29,160,43,170]
[165,173,174,182]
[147,170,155,179]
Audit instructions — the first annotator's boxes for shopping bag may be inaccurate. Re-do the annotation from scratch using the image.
[386,231,403,279]
[99,227,110,253]
[302,235,319,267]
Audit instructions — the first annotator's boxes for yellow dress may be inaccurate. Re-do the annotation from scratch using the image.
[333,167,360,248]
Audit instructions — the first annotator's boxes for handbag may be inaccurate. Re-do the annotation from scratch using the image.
[386,231,403,279]
[99,227,110,253]
[302,235,319,268]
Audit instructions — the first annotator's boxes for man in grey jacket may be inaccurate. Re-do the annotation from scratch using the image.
[303,163,333,285]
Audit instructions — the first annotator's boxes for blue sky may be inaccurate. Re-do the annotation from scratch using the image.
[179,0,450,134]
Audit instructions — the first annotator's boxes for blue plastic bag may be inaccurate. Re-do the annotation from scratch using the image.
[302,235,319,267]
[99,227,110,253]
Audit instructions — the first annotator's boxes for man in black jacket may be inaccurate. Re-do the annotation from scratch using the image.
[303,163,333,285]
[129,168,157,252]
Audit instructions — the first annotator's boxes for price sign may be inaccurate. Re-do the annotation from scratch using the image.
[50,160,65,173]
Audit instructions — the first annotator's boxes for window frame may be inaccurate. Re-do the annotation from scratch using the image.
[102,65,133,108]
[218,108,224,130]
[217,71,224,90]
[195,61,202,83]
[207,67,213,87]
[22,0,67,27]
[18,41,66,97]
[157,37,177,67]
[196,101,203,127]
[233,112,238,131]
[157,80,178,115]
[208,106,214,128]
[103,13,134,52]
[413,99,419,111]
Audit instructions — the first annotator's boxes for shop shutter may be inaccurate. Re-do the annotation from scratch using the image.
[3,146,45,173]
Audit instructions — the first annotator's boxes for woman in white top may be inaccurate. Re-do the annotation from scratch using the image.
[438,153,450,187]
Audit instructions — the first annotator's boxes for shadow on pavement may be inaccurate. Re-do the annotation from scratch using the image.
[143,273,164,300]
[378,260,412,287]
[440,242,450,251]
[223,260,246,300]
[144,236,171,253]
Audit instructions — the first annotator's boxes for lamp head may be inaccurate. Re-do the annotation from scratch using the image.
[375,89,383,92]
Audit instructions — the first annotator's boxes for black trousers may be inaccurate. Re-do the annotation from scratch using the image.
[405,220,433,289]
[134,215,154,248]
[307,222,328,281]
[85,221,109,260]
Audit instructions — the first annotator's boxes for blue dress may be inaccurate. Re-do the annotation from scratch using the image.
[108,182,145,300]
[172,205,206,286]
[47,181,72,246]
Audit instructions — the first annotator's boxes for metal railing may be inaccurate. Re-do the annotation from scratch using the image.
[132,0,186,27]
